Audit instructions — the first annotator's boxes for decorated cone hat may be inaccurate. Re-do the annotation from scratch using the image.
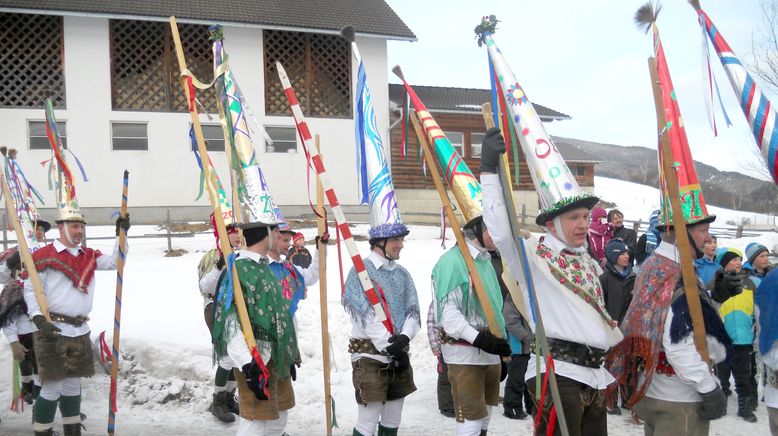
[392,65,483,228]
[475,17,597,226]
[44,100,86,223]
[635,4,716,230]
[209,26,282,230]
[339,27,409,240]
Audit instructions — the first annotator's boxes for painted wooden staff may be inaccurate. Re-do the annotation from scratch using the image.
[169,16,264,367]
[408,109,503,337]
[275,62,394,333]
[648,57,709,361]
[315,135,333,435]
[0,150,49,321]
[107,169,129,436]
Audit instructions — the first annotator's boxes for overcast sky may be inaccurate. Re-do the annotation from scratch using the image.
[385,0,770,178]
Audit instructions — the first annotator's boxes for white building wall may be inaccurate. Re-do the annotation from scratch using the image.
[0,15,390,223]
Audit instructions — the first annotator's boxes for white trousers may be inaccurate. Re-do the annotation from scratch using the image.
[236,410,288,436]
[455,405,492,436]
[40,377,81,400]
[354,399,404,435]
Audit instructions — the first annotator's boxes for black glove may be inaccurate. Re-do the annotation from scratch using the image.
[6,250,21,271]
[115,213,131,236]
[393,352,410,372]
[241,361,269,401]
[699,385,727,420]
[500,359,508,382]
[472,330,512,356]
[315,232,330,247]
[290,363,298,382]
[215,255,226,270]
[479,127,506,174]
[32,315,61,340]
[385,334,410,357]
[711,270,743,303]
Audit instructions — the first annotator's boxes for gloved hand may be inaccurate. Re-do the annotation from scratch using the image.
[5,249,21,271]
[472,330,512,356]
[699,385,727,420]
[385,334,410,357]
[393,352,410,372]
[115,213,131,236]
[215,255,226,270]
[478,127,506,174]
[315,232,330,247]
[10,341,27,361]
[711,270,743,303]
[32,315,61,340]
[241,361,270,401]
[290,363,298,382]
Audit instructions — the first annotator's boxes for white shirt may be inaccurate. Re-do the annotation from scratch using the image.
[641,241,728,402]
[348,251,421,364]
[436,239,501,366]
[481,173,623,388]
[23,238,122,337]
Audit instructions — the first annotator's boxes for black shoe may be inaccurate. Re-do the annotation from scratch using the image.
[503,408,529,420]
[440,409,455,418]
[226,389,239,415]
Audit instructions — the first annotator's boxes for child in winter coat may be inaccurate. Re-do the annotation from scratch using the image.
[587,207,613,266]
[287,232,312,268]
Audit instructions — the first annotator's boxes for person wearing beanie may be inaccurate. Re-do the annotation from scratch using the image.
[287,232,312,269]
[599,239,636,415]
[715,247,759,422]
[694,235,720,291]
[743,242,774,288]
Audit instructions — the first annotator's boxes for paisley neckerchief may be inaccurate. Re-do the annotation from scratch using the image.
[536,237,616,328]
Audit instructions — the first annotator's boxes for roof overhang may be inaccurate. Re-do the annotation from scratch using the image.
[0,7,418,41]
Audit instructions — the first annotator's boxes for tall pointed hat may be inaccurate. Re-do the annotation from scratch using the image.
[341,27,408,240]
[44,100,86,223]
[1,147,45,248]
[475,17,598,226]
[636,4,715,229]
[211,25,282,229]
[190,126,236,230]
[690,0,778,185]
[392,67,483,226]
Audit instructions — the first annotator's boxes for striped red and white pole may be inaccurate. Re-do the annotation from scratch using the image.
[276,62,392,333]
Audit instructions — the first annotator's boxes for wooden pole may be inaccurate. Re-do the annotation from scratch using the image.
[315,135,333,435]
[409,112,502,337]
[0,157,49,320]
[648,57,709,361]
[107,170,129,436]
[169,16,262,365]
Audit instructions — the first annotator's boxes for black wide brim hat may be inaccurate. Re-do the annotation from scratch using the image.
[535,194,600,226]
[35,220,52,233]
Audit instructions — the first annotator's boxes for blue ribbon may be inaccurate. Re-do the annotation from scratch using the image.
[217,252,238,311]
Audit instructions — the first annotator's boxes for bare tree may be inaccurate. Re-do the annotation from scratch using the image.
[751,0,778,96]
[740,130,773,181]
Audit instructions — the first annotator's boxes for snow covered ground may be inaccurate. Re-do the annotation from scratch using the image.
[0,205,776,434]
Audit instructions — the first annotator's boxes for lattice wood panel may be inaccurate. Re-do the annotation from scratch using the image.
[111,20,215,112]
[310,34,351,118]
[0,13,65,108]
[264,30,307,116]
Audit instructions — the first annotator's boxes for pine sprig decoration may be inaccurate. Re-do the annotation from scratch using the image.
[474,15,499,47]
[635,2,661,34]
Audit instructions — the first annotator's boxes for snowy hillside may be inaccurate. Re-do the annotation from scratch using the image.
[0,220,775,435]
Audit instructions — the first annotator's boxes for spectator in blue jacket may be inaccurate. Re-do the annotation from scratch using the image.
[695,235,720,290]
[743,242,774,288]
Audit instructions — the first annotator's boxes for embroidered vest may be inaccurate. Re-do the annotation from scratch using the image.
[31,244,101,293]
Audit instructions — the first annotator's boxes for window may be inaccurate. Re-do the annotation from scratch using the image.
[199,124,225,152]
[470,132,485,158]
[263,30,351,118]
[110,20,216,112]
[28,120,66,150]
[576,164,586,176]
[444,131,464,156]
[111,122,148,150]
[0,13,65,108]
[265,126,297,153]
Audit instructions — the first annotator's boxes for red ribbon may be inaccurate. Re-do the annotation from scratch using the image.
[186,77,196,112]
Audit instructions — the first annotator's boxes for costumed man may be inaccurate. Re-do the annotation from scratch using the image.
[211,172,298,436]
[479,128,622,435]
[287,233,312,269]
[1,219,50,405]
[756,268,778,435]
[24,198,128,436]
[432,214,509,436]
[343,187,419,436]
[198,214,242,423]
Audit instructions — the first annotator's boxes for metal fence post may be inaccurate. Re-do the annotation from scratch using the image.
[736,225,743,239]
[632,219,641,232]
[166,210,172,252]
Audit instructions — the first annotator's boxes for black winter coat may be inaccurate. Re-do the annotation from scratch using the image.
[599,264,636,325]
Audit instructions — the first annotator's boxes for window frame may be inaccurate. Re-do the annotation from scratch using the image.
[198,123,226,152]
[470,132,485,159]
[110,121,149,151]
[264,125,298,154]
[28,119,66,150]
[443,131,464,157]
